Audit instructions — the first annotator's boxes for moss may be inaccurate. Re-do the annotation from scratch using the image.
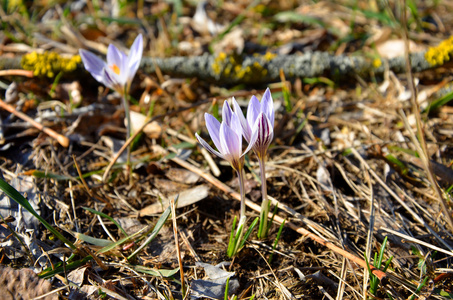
[425,36,453,66]
[21,51,81,78]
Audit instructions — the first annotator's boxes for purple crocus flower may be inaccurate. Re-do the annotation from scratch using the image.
[233,88,274,159]
[79,34,143,94]
[232,88,275,238]
[195,101,258,171]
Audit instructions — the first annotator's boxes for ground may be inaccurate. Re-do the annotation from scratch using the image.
[1,0,453,299]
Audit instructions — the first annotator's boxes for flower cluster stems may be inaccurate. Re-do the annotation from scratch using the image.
[122,88,132,173]
[226,167,247,257]
[258,157,269,239]
[237,167,247,232]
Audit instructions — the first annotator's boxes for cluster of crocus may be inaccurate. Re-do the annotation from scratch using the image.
[79,34,143,169]
[196,88,274,256]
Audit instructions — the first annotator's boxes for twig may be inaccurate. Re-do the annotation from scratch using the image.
[0,69,33,77]
[0,98,69,147]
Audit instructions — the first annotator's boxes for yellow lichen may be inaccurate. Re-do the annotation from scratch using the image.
[21,51,81,78]
[212,52,228,76]
[263,52,277,61]
[372,58,382,68]
[425,36,453,66]
[211,52,270,82]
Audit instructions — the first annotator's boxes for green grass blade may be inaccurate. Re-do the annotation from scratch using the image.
[131,265,180,277]
[376,236,388,268]
[25,170,74,181]
[75,232,113,247]
[423,89,453,114]
[38,255,93,279]
[97,223,150,254]
[239,217,259,250]
[410,276,429,300]
[224,276,231,300]
[127,195,174,260]
[83,207,128,237]
[227,216,238,257]
[0,178,76,250]
[269,218,285,264]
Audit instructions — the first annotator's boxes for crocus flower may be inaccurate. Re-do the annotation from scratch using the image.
[195,101,258,172]
[79,34,143,94]
[79,34,143,176]
[232,88,275,238]
[233,88,274,159]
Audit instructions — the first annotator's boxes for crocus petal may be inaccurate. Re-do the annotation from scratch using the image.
[222,100,234,127]
[220,122,242,164]
[261,88,275,127]
[254,113,273,155]
[195,133,225,160]
[232,98,251,142]
[79,49,107,84]
[127,34,143,82]
[205,113,224,154]
[242,123,259,157]
[107,44,128,86]
[102,68,122,93]
[229,112,243,138]
[246,95,261,130]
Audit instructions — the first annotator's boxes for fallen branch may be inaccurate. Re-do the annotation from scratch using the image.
[0,50,436,85]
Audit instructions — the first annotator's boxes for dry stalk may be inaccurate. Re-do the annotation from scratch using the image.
[170,197,186,298]
[362,167,375,300]
[401,0,453,233]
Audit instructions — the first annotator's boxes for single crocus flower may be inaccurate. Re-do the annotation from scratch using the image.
[233,88,274,159]
[79,34,144,177]
[195,100,259,256]
[233,88,275,238]
[79,34,143,95]
[196,101,258,172]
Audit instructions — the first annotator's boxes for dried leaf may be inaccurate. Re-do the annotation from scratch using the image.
[139,184,210,215]
[191,262,239,299]
[128,111,162,139]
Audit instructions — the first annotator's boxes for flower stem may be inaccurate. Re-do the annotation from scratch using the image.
[258,157,269,238]
[122,91,132,175]
[237,167,247,230]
